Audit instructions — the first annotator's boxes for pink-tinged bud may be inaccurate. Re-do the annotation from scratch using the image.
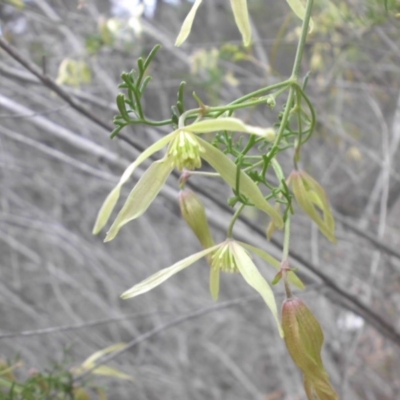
[289,170,336,243]
[282,297,338,400]
[179,189,215,252]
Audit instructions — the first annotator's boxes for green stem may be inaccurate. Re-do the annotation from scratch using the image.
[268,0,314,162]
[282,215,292,298]
[186,171,221,178]
[282,214,291,261]
[227,204,245,238]
[291,0,314,80]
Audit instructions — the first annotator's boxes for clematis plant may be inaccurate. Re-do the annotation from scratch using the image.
[92,0,341,398]
[93,117,283,242]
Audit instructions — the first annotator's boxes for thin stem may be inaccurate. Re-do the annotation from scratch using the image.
[291,0,315,80]
[282,216,293,298]
[227,204,245,238]
[186,171,221,178]
[282,214,291,261]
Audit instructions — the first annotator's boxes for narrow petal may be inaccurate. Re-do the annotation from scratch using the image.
[175,0,203,46]
[230,0,252,47]
[239,242,305,290]
[198,137,283,228]
[302,172,335,234]
[121,245,220,299]
[105,159,173,242]
[93,186,122,235]
[286,0,314,32]
[231,242,283,337]
[292,174,336,243]
[119,132,175,185]
[186,117,272,138]
[185,117,249,134]
[82,343,127,368]
[238,242,280,268]
[209,267,220,301]
[93,132,175,234]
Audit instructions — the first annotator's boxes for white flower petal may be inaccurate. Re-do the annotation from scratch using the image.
[175,0,203,46]
[230,0,252,46]
[105,159,173,241]
[93,132,175,234]
[232,242,283,337]
[93,185,122,235]
[186,117,249,134]
[198,137,283,228]
[121,245,220,299]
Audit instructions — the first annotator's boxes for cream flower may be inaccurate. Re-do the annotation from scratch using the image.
[93,117,283,241]
[120,239,302,337]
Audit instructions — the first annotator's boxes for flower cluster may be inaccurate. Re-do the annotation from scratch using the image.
[93,117,283,241]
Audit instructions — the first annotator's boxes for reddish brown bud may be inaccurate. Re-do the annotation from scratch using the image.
[282,297,338,400]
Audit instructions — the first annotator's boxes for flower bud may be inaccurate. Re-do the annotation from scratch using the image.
[289,170,336,243]
[179,189,215,252]
[282,297,338,400]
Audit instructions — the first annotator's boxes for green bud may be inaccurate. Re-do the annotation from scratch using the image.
[179,189,215,252]
[289,170,336,243]
[282,297,338,400]
[266,95,276,109]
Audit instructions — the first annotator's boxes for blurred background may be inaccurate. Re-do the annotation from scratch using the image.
[1,0,400,399]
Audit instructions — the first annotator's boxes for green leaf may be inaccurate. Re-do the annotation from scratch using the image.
[121,245,220,299]
[232,242,283,337]
[286,0,314,31]
[105,159,174,241]
[175,0,203,46]
[230,0,252,47]
[93,132,175,235]
[198,137,283,228]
